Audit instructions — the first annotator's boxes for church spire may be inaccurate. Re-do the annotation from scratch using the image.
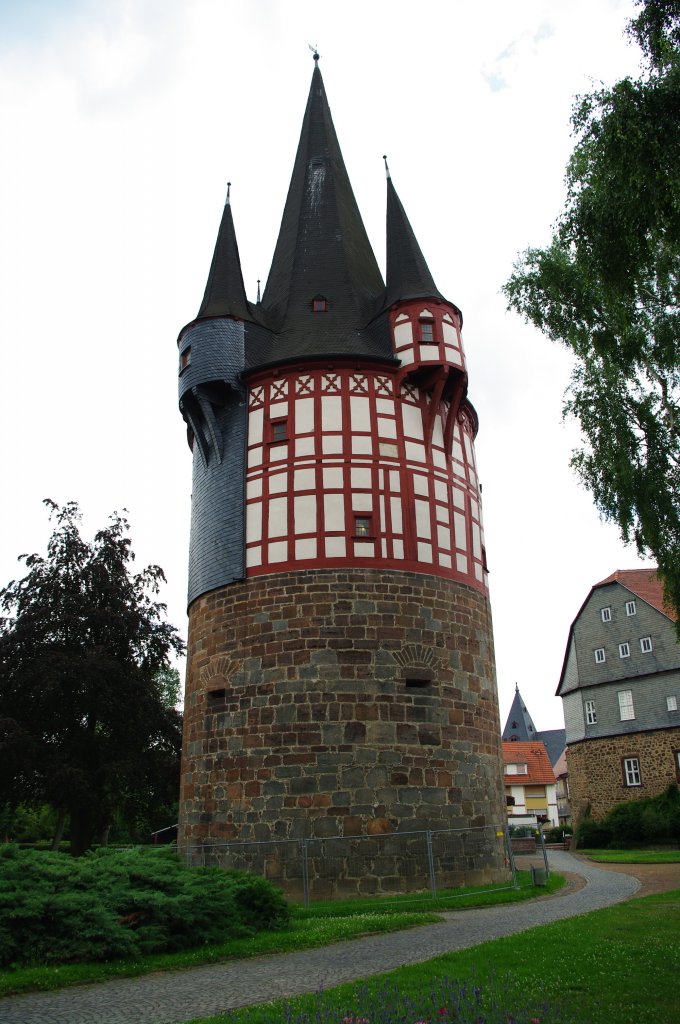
[384,171,445,309]
[261,62,385,344]
[197,182,251,321]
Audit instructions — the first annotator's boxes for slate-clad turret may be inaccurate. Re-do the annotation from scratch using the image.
[177,59,506,897]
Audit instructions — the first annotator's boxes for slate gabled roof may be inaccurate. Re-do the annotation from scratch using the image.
[502,741,556,785]
[595,568,673,620]
[197,186,253,322]
[502,683,538,742]
[257,61,392,366]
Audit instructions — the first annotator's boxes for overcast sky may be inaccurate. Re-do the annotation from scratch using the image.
[0,0,653,730]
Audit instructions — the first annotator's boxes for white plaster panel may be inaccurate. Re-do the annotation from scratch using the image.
[436,504,450,525]
[247,445,262,469]
[322,396,342,431]
[415,499,431,539]
[434,479,447,502]
[433,418,444,448]
[381,539,387,557]
[268,541,287,563]
[294,494,317,535]
[246,546,261,568]
[268,497,288,538]
[322,434,343,454]
[376,398,395,415]
[402,403,423,440]
[471,498,479,521]
[377,416,397,439]
[453,486,466,510]
[395,313,409,323]
[379,495,385,522]
[295,538,317,560]
[354,542,375,557]
[269,402,288,419]
[442,322,458,345]
[350,396,371,432]
[474,562,483,581]
[352,493,373,512]
[351,467,371,488]
[246,502,262,543]
[325,536,346,557]
[472,523,482,559]
[379,442,398,458]
[390,497,402,533]
[389,471,401,491]
[393,538,404,559]
[352,435,372,455]
[249,407,264,445]
[295,397,314,433]
[444,346,457,362]
[417,542,433,562]
[456,553,468,573]
[324,495,345,531]
[443,312,453,323]
[464,433,475,467]
[419,308,433,318]
[270,443,287,463]
[323,467,343,489]
[295,468,315,491]
[454,511,467,550]
[413,474,429,496]
[439,553,452,568]
[295,437,315,458]
[437,525,451,550]
[269,472,288,495]
[451,350,463,367]
[452,440,464,463]
[405,441,425,462]
[246,478,262,500]
[394,321,413,347]
[399,347,415,366]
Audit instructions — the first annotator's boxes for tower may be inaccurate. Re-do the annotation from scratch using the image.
[177,59,506,892]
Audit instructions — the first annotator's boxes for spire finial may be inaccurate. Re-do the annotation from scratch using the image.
[383,155,390,180]
[226,181,231,206]
[256,279,261,303]
[308,42,320,62]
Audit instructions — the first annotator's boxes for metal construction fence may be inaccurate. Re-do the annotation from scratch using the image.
[182,825,551,906]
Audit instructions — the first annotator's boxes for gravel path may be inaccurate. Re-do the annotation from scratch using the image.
[0,851,641,1024]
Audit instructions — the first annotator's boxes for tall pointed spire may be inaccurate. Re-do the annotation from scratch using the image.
[261,62,386,351]
[384,172,445,309]
[197,182,251,321]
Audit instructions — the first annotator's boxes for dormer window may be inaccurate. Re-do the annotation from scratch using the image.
[419,320,436,343]
[312,296,327,312]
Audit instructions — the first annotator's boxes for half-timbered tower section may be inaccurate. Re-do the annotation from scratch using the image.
[177,58,506,890]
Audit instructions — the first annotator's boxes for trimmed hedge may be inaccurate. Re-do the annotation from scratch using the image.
[576,784,680,849]
[0,846,289,967]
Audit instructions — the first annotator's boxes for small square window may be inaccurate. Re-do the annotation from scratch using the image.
[618,689,635,720]
[180,346,191,370]
[312,298,327,312]
[640,636,652,653]
[354,516,373,538]
[601,606,611,622]
[623,757,641,787]
[626,600,637,616]
[667,696,678,712]
[419,321,436,343]
[619,642,630,659]
[585,700,597,725]
[271,420,288,442]
[594,648,606,664]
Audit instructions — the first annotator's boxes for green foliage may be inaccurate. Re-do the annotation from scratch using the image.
[0,500,185,854]
[0,846,289,968]
[503,0,680,619]
[578,783,680,847]
[543,825,573,844]
[576,818,613,849]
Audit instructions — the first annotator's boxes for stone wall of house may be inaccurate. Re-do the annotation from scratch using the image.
[568,726,680,826]
[178,567,507,893]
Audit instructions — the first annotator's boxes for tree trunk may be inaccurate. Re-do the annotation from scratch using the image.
[51,808,67,851]
[69,805,95,857]
[99,825,110,847]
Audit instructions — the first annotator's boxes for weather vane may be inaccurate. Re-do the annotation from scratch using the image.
[307,42,320,62]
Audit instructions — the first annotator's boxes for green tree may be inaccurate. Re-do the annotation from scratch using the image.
[503,0,680,619]
[0,501,184,855]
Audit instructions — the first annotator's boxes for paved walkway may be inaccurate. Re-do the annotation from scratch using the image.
[1,851,641,1024]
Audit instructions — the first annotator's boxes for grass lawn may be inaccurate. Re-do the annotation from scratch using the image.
[190,888,680,1024]
[578,848,680,864]
[0,870,558,998]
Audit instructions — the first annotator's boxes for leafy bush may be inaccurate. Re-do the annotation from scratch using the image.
[543,825,573,844]
[576,818,612,848]
[577,785,680,849]
[0,846,289,967]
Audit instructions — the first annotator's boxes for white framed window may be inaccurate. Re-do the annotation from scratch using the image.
[623,757,641,787]
[640,636,653,653]
[667,696,678,712]
[618,689,635,720]
[594,647,606,664]
[619,642,631,659]
[505,763,528,775]
[601,606,612,622]
[585,700,597,725]
[626,600,637,616]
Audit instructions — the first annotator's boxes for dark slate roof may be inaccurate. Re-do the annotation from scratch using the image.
[256,62,392,365]
[536,728,567,769]
[502,684,539,742]
[384,172,446,310]
[197,188,253,322]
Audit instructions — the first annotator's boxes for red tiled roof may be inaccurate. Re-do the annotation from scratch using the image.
[595,567,674,620]
[502,741,556,784]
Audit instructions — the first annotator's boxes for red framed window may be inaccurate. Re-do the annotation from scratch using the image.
[419,320,436,343]
[270,419,288,443]
[312,296,327,312]
[354,516,373,538]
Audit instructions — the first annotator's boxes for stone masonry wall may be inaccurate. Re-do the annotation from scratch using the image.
[568,726,680,826]
[179,568,507,893]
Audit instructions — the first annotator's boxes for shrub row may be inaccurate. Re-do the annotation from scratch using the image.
[0,846,289,967]
[576,784,680,848]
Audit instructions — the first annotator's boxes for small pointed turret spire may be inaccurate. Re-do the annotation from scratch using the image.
[383,154,390,179]
[384,169,445,309]
[197,182,251,321]
[256,279,261,304]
